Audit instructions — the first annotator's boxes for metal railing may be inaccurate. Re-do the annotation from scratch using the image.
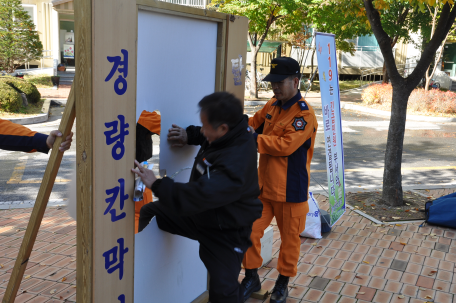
[158,0,207,8]
[23,50,53,70]
[360,62,418,86]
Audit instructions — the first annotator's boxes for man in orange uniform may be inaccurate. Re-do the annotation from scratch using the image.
[134,110,161,233]
[0,119,73,153]
[242,57,318,303]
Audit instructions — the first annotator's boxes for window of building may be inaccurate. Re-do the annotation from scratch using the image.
[21,4,37,29]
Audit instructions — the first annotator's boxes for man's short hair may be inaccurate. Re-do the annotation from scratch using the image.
[198,92,243,130]
[287,73,301,81]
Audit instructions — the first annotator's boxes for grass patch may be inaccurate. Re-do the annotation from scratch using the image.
[0,99,45,118]
[301,80,362,93]
[23,74,53,88]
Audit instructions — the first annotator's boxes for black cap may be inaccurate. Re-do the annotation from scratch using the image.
[263,57,300,82]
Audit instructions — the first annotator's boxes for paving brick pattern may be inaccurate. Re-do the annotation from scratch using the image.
[242,208,456,303]
[0,207,76,302]
[1,194,456,302]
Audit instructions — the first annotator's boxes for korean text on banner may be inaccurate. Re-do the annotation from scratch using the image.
[315,32,346,226]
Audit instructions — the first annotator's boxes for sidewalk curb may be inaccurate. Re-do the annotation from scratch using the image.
[2,99,51,125]
[245,100,456,122]
[341,103,456,122]
[0,199,66,210]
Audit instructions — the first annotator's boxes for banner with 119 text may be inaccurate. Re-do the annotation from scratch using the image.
[315,32,346,226]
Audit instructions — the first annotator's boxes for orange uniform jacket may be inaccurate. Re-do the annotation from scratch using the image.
[135,110,161,233]
[249,91,318,203]
[0,119,49,153]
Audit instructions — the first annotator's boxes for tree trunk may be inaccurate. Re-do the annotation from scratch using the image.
[425,66,431,91]
[382,84,411,206]
[382,60,389,84]
[250,50,258,99]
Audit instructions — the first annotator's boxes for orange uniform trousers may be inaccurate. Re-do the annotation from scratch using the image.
[243,195,308,277]
[134,187,154,234]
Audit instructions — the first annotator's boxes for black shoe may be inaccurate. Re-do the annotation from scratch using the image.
[270,274,289,303]
[241,268,261,302]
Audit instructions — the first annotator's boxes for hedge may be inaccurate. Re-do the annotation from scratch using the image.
[0,81,22,112]
[0,76,41,104]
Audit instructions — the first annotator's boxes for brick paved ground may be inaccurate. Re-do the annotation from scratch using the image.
[37,84,71,99]
[1,190,455,302]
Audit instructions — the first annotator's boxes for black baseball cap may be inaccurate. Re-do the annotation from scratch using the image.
[263,57,301,82]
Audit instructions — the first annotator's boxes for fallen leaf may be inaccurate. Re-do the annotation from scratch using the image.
[428,271,437,276]
[437,286,443,290]
[405,203,410,206]
[334,275,341,279]
[71,285,76,288]
[288,285,297,289]
[0,264,3,268]
[356,291,365,295]
[396,224,402,226]
[308,273,317,277]
[380,230,387,233]
[430,233,436,236]
[424,295,433,299]
[62,277,67,282]
[432,236,438,239]
[363,261,369,264]
[397,295,405,299]
[24,275,31,279]
[21,290,27,294]
[60,296,64,299]
[316,246,322,248]
[405,210,410,212]
[373,224,381,227]
[381,217,386,220]
[400,242,407,245]
[371,204,375,207]
[355,275,363,279]
[392,217,401,220]
[311,243,317,246]
[303,261,311,264]
[372,207,375,210]
[50,289,56,294]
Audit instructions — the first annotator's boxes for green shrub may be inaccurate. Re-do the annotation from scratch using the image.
[0,76,41,103]
[0,81,22,112]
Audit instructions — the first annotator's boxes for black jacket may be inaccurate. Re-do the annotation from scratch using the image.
[152,116,262,230]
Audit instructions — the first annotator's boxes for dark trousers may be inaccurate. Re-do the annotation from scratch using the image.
[139,202,251,303]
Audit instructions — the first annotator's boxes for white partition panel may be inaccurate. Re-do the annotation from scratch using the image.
[135,9,218,302]
[135,218,207,302]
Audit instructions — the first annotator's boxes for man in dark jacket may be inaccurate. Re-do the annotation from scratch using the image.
[131,92,262,303]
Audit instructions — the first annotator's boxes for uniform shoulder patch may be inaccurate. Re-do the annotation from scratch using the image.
[266,113,272,120]
[298,101,309,111]
[292,117,307,131]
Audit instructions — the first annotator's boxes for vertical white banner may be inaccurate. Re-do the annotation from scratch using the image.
[315,32,346,226]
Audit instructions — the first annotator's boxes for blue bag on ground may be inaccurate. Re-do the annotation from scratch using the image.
[425,192,456,228]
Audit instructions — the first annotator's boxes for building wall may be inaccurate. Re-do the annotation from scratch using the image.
[22,0,59,68]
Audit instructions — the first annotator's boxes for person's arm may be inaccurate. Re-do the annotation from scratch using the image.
[248,103,269,135]
[132,159,246,216]
[257,111,317,157]
[154,168,245,216]
[0,119,73,153]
